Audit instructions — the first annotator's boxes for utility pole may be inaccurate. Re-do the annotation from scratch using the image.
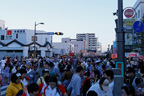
[113,0,125,96]
[116,0,125,64]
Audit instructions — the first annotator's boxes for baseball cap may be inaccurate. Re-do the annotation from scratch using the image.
[99,77,110,91]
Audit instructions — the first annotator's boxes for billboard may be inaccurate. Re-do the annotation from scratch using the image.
[125,33,133,45]
[5,30,12,39]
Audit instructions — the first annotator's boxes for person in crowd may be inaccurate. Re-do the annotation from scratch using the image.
[126,67,141,90]
[22,83,41,96]
[2,63,10,85]
[103,69,114,95]
[121,85,135,96]
[26,62,36,85]
[90,66,95,78]
[12,61,18,74]
[58,61,65,80]
[38,76,49,95]
[67,65,83,96]
[82,71,91,96]
[87,60,93,71]
[91,69,101,85]
[19,68,29,93]
[37,69,49,85]
[101,64,106,74]
[6,73,25,96]
[0,57,6,70]
[44,62,50,70]
[36,72,40,81]
[61,64,73,89]
[96,61,102,75]
[6,57,11,66]
[20,61,26,69]
[44,76,63,96]
[87,77,112,96]
[54,59,59,75]
[0,75,2,95]
[16,65,20,72]
[56,75,68,96]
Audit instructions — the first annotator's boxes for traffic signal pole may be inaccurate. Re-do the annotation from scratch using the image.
[115,0,125,68]
[114,0,125,95]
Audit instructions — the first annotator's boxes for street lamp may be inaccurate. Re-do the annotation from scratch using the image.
[34,22,44,58]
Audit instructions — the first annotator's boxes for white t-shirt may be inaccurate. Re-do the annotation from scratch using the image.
[109,81,114,96]
[54,62,59,69]
[1,60,6,67]
[87,84,112,96]
[21,78,28,87]
[45,86,60,96]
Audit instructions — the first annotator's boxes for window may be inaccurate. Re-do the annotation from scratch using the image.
[1,35,4,40]
[16,34,18,39]
[7,50,13,53]
[15,50,23,53]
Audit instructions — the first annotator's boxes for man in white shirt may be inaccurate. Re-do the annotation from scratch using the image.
[44,76,62,96]
[103,70,114,96]
[0,57,6,69]
[54,59,59,75]
[87,77,112,96]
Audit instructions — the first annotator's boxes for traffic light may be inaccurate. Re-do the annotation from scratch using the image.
[55,32,63,35]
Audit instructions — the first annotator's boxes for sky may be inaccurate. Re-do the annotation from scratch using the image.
[0,0,137,52]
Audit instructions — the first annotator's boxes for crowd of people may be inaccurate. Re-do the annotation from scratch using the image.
[0,56,143,96]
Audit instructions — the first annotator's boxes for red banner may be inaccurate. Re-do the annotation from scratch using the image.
[6,30,12,35]
[70,53,74,56]
[129,53,137,57]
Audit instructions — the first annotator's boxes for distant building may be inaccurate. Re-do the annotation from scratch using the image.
[52,42,74,56]
[133,0,144,20]
[62,38,85,53]
[97,42,102,53]
[76,33,97,52]
[0,29,52,59]
[0,19,5,30]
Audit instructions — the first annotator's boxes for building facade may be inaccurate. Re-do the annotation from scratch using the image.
[97,42,102,54]
[76,33,97,52]
[0,29,52,59]
[62,38,85,53]
[133,0,144,20]
[52,42,74,56]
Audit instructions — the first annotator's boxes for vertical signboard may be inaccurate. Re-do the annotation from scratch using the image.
[6,30,12,39]
[125,33,133,45]
[113,41,117,54]
[116,62,124,77]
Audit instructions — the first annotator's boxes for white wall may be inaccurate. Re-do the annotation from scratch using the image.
[133,0,144,20]
[53,43,74,55]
